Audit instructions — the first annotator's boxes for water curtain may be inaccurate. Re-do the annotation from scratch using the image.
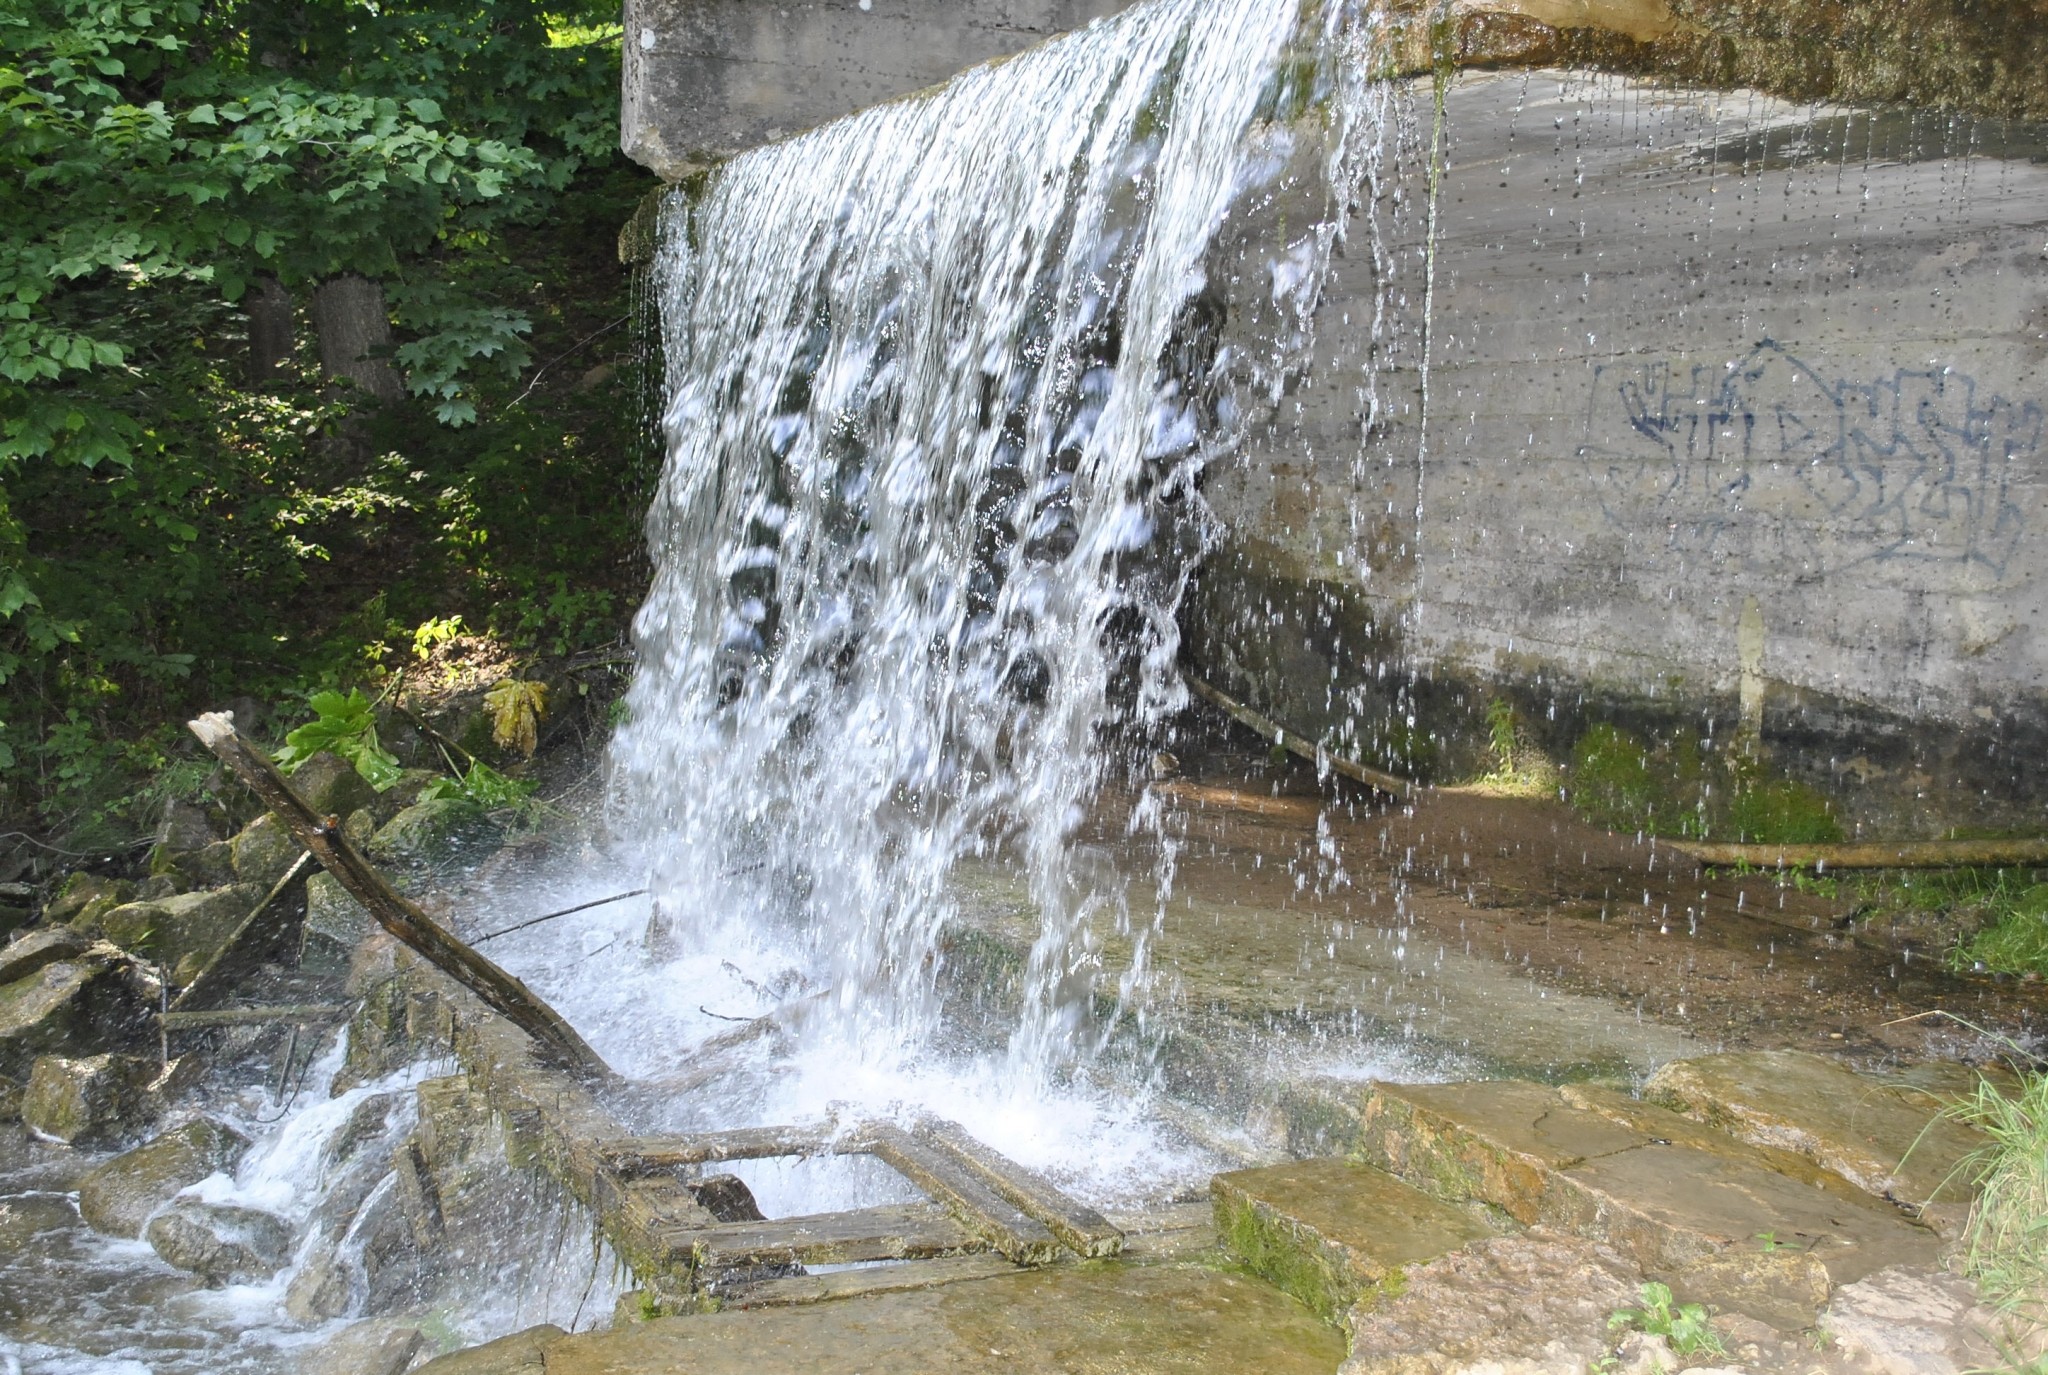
[616,0,1388,1077]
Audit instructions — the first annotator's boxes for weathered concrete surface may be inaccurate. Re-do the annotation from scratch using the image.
[1213,1157,1493,1322]
[1198,72,2048,830]
[476,1264,1344,1374]
[621,0,2048,178]
[621,0,1130,176]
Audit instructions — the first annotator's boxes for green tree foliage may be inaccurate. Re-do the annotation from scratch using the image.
[0,0,658,837]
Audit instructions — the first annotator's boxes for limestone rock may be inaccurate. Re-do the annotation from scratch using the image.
[1823,1265,2030,1375]
[155,798,223,853]
[1341,1234,1644,1375]
[0,954,153,1079]
[150,839,236,890]
[373,768,446,824]
[21,1052,158,1145]
[305,870,375,953]
[100,885,262,971]
[367,798,501,871]
[412,1325,566,1375]
[229,812,301,889]
[288,750,380,821]
[45,872,136,927]
[0,1072,20,1121]
[1212,1156,1493,1321]
[77,1117,251,1237]
[0,926,93,985]
[301,1319,426,1375]
[1644,1050,1987,1220]
[146,1198,296,1284]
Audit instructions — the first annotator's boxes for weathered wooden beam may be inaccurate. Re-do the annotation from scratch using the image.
[857,1123,1061,1264]
[169,850,318,1013]
[186,711,614,1084]
[667,1202,985,1271]
[913,1116,1123,1259]
[601,1125,838,1174]
[160,1004,348,1030]
[1188,676,1410,798]
[1672,838,2048,871]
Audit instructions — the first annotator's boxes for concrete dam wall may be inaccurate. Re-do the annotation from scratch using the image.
[620,2,2048,834]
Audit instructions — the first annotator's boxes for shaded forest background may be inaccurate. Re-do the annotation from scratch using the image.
[1,0,660,846]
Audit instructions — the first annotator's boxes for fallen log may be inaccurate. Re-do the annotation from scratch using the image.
[1187,676,1410,799]
[1672,838,2048,871]
[187,711,614,1084]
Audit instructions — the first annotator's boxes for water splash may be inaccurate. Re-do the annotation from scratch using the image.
[612,0,1385,1080]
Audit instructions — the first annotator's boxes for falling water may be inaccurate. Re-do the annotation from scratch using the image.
[610,0,1386,1082]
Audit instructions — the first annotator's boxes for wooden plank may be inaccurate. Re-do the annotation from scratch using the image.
[662,1202,986,1271]
[160,1003,347,1029]
[1188,676,1409,798]
[856,1123,1061,1264]
[725,1253,1018,1309]
[1671,837,2048,870]
[913,1116,1123,1258]
[601,1125,837,1174]
[186,711,613,1084]
[169,850,317,1012]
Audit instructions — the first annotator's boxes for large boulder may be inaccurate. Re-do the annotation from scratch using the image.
[0,952,154,1079]
[45,872,137,930]
[368,798,501,871]
[288,750,379,821]
[99,885,263,976]
[154,798,223,853]
[304,871,376,963]
[0,926,93,985]
[0,1072,20,1122]
[21,1052,158,1145]
[0,882,32,941]
[146,1198,296,1284]
[229,813,301,890]
[77,1117,251,1237]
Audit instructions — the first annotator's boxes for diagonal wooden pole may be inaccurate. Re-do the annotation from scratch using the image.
[188,711,614,1085]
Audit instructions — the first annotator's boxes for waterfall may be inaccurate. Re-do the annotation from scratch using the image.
[613,0,1386,1080]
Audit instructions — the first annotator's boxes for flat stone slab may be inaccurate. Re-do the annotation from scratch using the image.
[1644,1050,1988,1219]
[1213,1157,1492,1322]
[519,1263,1343,1375]
[1356,1078,1940,1329]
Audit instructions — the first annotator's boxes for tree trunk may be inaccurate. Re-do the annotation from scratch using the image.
[246,276,295,381]
[310,274,405,403]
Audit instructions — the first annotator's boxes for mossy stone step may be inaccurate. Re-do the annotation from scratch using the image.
[1212,1157,1493,1324]
[1643,1049,1988,1232]
[1354,1078,1940,1330]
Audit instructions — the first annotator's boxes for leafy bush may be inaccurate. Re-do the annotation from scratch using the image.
[274,689,401,790]
[1607,1281,1725,1357]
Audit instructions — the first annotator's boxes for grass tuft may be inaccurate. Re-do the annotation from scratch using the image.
[1949,1070,2048,1325]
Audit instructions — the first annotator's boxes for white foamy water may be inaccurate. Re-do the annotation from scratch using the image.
[602,0,1389,1162]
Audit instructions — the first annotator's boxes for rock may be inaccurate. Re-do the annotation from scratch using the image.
[1823,1264,2030,1375]
[1212,1156,1493,1322]
[305,871,375,954]
[151,839,236,890]
[0,926,93,985]
[0,1072,20,1121]
[0,954,154,1079]
[412,1324,566,1375]
[146,1198,296,1284]
[1340,1234,1644,1375]
[1353,1078,1940,1330]
[155,799,223,853]
[77,1117,251,1237]
[21,1052,159,1145]
[328,1092,401,1172]
[345,806,379,848]
[45,872,137,930]
[229,813,301,889]
[301,1319,425,1375]
[0,902,29,943]
[1644,1050,1988,1224]
[99,885,262,972]
[289,750,380,821]
[367,798,501,871]
[373,769,446,824]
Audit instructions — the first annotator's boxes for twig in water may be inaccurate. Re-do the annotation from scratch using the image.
[471,889,648,944]
[699,1006,755,1023]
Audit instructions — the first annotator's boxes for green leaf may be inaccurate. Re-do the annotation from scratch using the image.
[406,97,443,124]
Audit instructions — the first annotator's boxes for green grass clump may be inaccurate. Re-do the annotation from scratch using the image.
[1953,883,2048,978]
[1947,1070,2048,1324]
[1724,775,1841,845]
[1569,725,1667,834]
